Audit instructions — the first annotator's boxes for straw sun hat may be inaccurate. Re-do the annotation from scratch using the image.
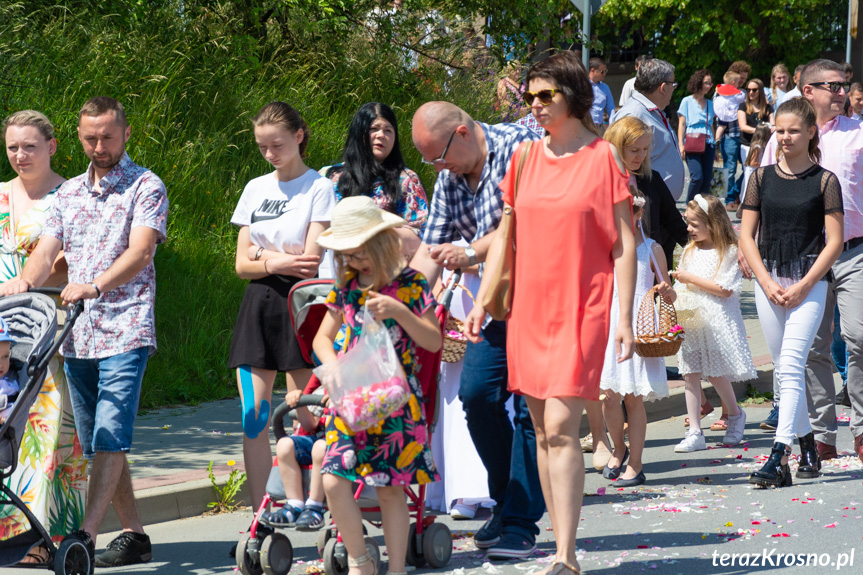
[316,196,405,251]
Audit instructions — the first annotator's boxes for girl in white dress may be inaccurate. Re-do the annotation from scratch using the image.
[671,193,756,452]
[600,188,675,486]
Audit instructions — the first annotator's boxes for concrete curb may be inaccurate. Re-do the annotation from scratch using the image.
[104,473,252,533]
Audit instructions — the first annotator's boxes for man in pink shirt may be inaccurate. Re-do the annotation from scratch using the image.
[758,59,863,463]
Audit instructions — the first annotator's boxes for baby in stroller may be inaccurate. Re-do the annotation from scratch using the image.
[264,378,328,531]
[0,317,19,424]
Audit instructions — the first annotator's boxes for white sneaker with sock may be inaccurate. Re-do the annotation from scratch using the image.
[675,429,706,453]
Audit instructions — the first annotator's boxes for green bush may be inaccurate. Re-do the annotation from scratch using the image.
[0,1,497,407]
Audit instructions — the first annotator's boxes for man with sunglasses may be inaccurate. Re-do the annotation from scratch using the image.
[610,58,685,199]
[411,101,544,560]
[758,59,863,465]
[588,57,615,134]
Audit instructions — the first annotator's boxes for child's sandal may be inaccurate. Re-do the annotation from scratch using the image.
[347,551,378,575]
[710,415,729,431]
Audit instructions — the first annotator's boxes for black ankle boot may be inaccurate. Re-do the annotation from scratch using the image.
[749,442,792,488]
[797,432,821,478]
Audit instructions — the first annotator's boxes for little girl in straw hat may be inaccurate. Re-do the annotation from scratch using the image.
[315,196,442,575]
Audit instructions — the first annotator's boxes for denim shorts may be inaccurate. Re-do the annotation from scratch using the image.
[64,347,149,459]
[289,434,317,466]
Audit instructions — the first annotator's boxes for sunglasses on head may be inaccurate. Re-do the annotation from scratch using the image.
[809,81,851,94]
[522,88,559,106]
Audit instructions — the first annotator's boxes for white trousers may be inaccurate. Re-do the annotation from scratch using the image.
[754,280,827,446]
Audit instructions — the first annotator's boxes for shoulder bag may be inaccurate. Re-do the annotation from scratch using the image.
[480,141,533,321]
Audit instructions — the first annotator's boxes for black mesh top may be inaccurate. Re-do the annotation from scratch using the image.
[741,164,844,281]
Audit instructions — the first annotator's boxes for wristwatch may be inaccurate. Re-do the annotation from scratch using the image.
[464,246,477,266]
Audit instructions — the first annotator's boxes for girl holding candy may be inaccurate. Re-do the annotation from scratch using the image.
[314,196,441,575]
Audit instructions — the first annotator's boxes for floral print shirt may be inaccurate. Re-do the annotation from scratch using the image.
[320,164,428,234]
[42,153,169,358]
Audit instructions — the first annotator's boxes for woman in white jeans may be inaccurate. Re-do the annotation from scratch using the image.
[739,98,845,488]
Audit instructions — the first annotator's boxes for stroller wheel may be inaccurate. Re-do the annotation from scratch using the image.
[54,539,90,575]
[322,538,348,575]
[405,522,426,567]
[261,532,293,575]
[236,534,264,575]
[422,522,453,568]
[316,527,334,557]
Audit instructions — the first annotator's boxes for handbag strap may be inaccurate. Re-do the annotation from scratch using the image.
[512,141,533,203]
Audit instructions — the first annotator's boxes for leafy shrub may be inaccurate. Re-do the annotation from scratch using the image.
[0,1,497,407]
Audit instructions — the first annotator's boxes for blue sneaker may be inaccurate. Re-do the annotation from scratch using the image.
[474,512,503,549]
[262,505,302,528]
[295,505,325,531]
[486,532,537,560]
[760,403,778,431]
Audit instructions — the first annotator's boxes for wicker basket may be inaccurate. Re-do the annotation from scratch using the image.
[634,286,685,358]
[440,279,476,364]
[442,316,467,363]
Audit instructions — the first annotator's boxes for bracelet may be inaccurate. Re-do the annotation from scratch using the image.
[91,283,101,298]
[254,247,264,261]
[264,260,269,275]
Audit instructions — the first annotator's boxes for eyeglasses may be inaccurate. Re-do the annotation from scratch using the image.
[663,81,678,89]
[809,81,851,94]
[338,249,369,264]
[522,88,559,106]
[421,130,456,166]
[747,88,760,93]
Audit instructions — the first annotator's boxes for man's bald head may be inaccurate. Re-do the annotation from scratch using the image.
[411,101,486,176]
[412,101,472,149]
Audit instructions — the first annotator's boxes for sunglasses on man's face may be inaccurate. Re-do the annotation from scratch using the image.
[522,88,559,106]
[809,81,851,94]
[421,129,456,166]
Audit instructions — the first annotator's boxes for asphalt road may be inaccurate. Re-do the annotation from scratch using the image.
[7,404,862,575]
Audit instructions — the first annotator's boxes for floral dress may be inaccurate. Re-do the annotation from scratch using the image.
[321,268,440,487]
[320,164,429,234]
[0,181,87,541]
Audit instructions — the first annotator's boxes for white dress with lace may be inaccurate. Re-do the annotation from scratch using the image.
[674,245,756,381]
[600,238,668,401]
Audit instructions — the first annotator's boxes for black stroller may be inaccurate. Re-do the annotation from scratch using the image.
[0,289,85,574]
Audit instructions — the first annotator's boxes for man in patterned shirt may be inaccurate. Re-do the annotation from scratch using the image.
[410,101,544,560]
[2,96,168,568]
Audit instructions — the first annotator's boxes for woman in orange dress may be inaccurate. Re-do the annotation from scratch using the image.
[466,51,637,575]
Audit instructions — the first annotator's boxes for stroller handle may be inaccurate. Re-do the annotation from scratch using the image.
[27,289,86,377]
[272,394,328,440]
[437,268,463,310]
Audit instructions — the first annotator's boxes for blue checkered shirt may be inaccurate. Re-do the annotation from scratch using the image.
[515,113,545,137]
[422,122,540,247]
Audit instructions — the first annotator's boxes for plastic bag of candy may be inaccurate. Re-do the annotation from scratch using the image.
[313,304,410,431]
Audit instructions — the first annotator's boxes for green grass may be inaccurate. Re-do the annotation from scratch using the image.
[0,2,497,407]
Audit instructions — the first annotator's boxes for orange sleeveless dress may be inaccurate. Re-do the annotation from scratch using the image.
[500,138,631,400]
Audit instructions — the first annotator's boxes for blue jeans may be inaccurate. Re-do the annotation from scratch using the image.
[720,136,741,203]
[831,302,849,383]
[685,144,716,203]
[65,347,149,459]
[459,320,544,540]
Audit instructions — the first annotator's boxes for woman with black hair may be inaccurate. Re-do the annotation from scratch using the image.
[321,102,428,257]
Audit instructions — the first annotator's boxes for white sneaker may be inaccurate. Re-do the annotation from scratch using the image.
[723,411,747,445]
[450,503,477,520]
[675,430,706,453]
